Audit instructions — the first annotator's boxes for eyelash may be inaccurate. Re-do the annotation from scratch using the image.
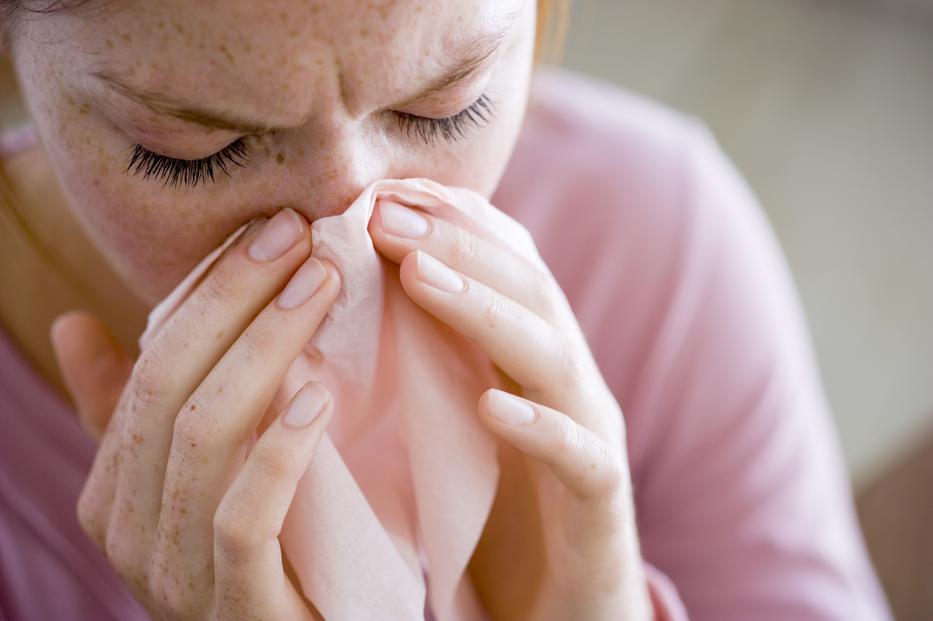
[125,138,249,188]
[125,94,495,188]
[396,94,496,145]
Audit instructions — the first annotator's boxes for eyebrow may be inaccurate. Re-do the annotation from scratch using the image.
[390,23,515,110]
[91,20,517,135]
[91,70,280,135]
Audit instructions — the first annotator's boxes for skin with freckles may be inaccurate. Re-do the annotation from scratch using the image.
[8,0,533,305]
[3,1,655,619]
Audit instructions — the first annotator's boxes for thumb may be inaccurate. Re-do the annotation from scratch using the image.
[50,311,133,441]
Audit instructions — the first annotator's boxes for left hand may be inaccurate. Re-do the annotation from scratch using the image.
[369,199,654,621]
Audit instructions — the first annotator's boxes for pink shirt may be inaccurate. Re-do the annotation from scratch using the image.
[0,68,892,620]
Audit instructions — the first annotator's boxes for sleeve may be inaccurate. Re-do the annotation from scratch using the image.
[615,123,894,621]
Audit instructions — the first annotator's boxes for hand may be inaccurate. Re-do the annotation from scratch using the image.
[51,209,342,620]
[369,199,654,621]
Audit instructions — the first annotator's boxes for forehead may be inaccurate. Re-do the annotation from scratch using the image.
[58,0,523,120]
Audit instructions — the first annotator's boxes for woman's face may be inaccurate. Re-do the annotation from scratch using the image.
[8,0,536,304]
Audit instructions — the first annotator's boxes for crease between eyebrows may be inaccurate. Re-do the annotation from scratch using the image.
[87,10,521,135]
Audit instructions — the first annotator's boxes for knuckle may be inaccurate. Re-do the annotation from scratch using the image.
[447,226,481,267]
[237,323,273,362]
[76,488,105,547]
[251,446,296,481]
[595,456,626,495]
[587,461,626,502]
[203,260,246,305]
[555,337,587,383]
[213,500,260,562]
[556,417,584,456]
[104,526,143,582]
[130,349,169,409]
[482,291,513,331]
[147,559,199,619]
[567,427,626,499]
[172,404,216,456]
[532,269,566,318]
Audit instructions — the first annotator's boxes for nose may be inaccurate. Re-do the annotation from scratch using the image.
[285,126,391,223]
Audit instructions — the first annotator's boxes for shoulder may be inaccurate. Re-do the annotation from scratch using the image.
[495,67,756,289]
[520,66,701,171]
[499,68,817,407]
[500,71,893,619]
[496,66,705,229]
[498,69,823,487]
[495,68,780,355]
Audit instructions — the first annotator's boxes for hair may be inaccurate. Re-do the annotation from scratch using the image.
[536,0,570,64]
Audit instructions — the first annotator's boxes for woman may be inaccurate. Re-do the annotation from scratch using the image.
[0,0,893,619]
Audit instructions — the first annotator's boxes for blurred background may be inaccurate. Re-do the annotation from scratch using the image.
[559,1,932,618]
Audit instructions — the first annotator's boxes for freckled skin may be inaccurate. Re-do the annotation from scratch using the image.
[4,13,546,604]
[7,0,536,307]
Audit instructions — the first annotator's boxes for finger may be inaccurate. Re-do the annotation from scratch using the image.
[114,209,312,555]
[51,311,132,556]
[75,387,129,555]
[369,199,568,322]
[50,310,132,440]
[213,382,332,621]
[479,389,622,500]
[153,257,341,597]
[398,250,597,422]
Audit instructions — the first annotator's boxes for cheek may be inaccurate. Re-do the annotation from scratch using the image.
[13,47,232,305]
[32,91,527,307]
[404,95,530,198]
[76,189,224,304]
[426,60,534,196]
[59,159,242,304]
[42,117,236,304]
[45,116,524,307]
[15,41,530,308]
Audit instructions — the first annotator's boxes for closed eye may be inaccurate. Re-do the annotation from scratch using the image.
[395,94,496,145]
[123,94,494,189]
[124,138,249,188]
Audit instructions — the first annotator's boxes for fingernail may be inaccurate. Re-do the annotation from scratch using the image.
[282,383,330,429]
[217,219,265,264]
[416,251,464,293]
[379,200,429,238]
[277,258,328,310]
[247,208,303,262]
[487,391,536,425]
[242,218,266,239]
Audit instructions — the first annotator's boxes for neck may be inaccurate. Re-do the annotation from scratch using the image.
[1,58,148,403]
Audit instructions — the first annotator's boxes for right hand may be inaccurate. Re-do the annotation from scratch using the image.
[50,208,342,620]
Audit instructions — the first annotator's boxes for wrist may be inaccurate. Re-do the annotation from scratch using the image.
[529,562,654,621]
[527,590,653,621]
[533,500,654,621]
